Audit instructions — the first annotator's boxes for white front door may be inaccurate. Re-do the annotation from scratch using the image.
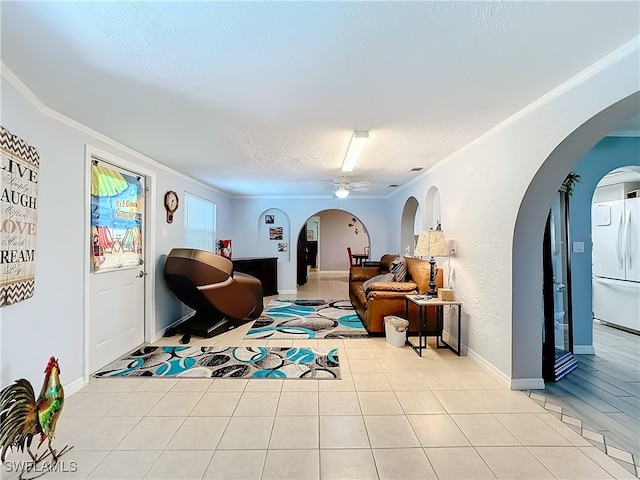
[88,158,146,373]
[89,267,145,373]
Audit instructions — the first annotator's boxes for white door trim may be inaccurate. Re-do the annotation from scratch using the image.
[83,144,157,384]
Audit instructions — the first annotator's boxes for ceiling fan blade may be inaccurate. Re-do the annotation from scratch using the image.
[350,181,371,189]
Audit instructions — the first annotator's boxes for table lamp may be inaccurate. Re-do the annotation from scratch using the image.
[414,227,448,296]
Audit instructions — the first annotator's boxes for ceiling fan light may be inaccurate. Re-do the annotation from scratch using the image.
[341,131,369,172]
[334,186,350,198]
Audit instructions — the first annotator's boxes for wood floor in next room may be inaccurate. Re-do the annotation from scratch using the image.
[541,322,640,459]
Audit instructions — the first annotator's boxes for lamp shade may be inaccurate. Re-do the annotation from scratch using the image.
[414,229,448,258]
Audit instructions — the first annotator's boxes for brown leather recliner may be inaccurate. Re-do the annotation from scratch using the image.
[164,248,263,341]
[349,254,443,334]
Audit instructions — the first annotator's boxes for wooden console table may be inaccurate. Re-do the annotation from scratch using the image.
[405,295,462,357]
[232,257,278,296]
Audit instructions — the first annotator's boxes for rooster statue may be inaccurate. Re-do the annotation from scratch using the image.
[0,356,71,466]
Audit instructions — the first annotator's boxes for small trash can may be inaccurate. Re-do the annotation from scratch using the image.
[384,315,409,347]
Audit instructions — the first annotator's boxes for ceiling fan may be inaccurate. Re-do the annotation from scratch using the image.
[327,176,371,199]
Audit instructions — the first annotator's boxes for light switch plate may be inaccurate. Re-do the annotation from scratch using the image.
[572,241,584,253]
[161,229,168,239]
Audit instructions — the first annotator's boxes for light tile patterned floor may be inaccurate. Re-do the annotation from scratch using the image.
[2,271,638,479]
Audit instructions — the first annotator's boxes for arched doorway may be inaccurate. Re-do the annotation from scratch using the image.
[400,197,420,256]
[296,209,371,286]
[512,91,639,385]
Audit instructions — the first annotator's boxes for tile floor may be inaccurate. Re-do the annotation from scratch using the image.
[2,272,638,479]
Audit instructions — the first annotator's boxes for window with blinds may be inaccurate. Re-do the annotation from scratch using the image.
[183,192,216,252]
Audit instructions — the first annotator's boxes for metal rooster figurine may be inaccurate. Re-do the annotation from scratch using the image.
[0,356,72,467]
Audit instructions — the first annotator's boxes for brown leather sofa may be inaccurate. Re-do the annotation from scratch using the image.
[349,254,443,334]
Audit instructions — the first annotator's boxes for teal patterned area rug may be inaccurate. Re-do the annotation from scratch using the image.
[246,299,369,340]
[93,345,340,379]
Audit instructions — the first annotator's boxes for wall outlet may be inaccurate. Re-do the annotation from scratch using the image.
[447,240,457,255]
[572,241,584,253]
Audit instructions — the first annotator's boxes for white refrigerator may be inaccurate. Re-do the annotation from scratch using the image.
[592,198,640,333]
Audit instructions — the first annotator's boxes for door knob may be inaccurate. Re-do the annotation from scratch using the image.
[138,271,147,277]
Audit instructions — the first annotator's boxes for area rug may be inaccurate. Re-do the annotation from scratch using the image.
[245,299,369,340]
[93,345,340,379]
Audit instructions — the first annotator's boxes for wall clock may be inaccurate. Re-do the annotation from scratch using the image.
[164,190,179,223]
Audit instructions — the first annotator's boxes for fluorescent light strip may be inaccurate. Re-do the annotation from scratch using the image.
[341,131,368,172]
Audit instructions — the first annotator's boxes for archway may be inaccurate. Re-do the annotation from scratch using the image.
[511,91,639,385]
[296,209,371,286]
[425,186,442,230]
[400,197,420,256]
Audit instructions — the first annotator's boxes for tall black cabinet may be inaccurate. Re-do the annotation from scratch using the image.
[542,189,577,382]
[232,257,278,296]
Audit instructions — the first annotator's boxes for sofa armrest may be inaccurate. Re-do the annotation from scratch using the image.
[366,281,417,293]
[367,288,418,301]
[350,267,381,282]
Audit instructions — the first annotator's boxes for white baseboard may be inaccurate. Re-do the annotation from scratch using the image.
[466,345,545,390]
[465,346,511,388]
[510,378,546,390]
[574,345,596,355]
[65,376,86,397]
[278,289,297,294]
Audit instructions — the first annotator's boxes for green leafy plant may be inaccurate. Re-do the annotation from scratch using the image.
[562,172,581,196]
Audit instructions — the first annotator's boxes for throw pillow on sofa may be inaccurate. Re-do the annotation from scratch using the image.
[390,256,407,282]
[361,273,395,292]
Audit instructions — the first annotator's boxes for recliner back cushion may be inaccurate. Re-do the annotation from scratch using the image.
[405,257,432,293]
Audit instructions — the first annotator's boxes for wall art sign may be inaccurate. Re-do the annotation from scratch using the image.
[0,126,39,306]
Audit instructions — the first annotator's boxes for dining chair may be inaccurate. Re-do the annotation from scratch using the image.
[347,247,356,267]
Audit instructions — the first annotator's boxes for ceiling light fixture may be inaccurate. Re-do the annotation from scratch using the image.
[334,185,350,199]
[341,131,369,172]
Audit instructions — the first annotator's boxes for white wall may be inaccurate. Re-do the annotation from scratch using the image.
[0,72,232,390]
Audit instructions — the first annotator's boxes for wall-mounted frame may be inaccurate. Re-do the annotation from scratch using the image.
[270,227,283,240]
[0,126,39,306]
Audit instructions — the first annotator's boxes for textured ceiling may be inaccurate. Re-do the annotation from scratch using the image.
[1,1,639,197]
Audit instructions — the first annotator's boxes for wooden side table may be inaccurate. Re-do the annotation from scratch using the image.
[405,295,462,356]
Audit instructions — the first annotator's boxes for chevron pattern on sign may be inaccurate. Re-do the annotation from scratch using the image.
[0,125,40,167]
[0,280,36,306]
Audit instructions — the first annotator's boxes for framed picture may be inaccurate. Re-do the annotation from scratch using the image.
[265,214,274,224]
[269,227,283,240]
[216,239,232,259]
[278,242,288,252]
